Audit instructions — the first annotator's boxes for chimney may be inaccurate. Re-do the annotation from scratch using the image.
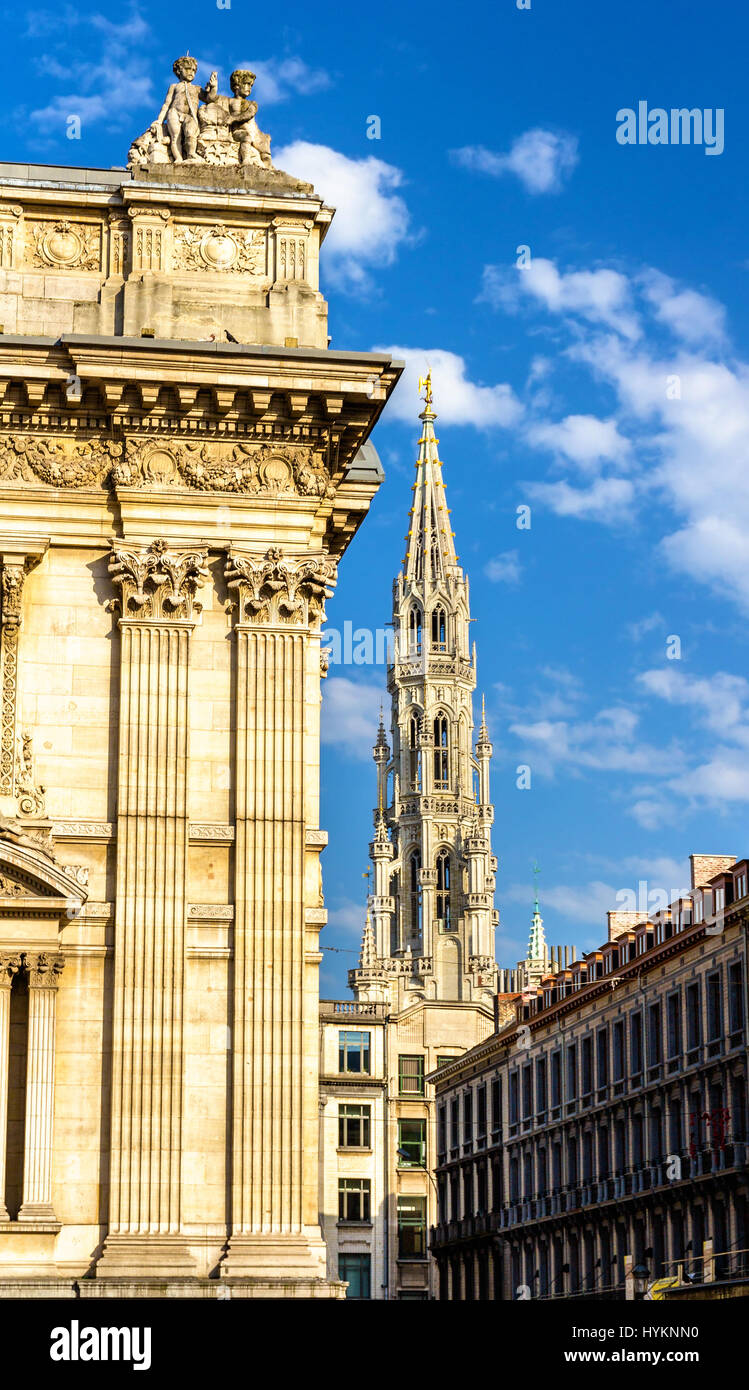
[690,854,736,890]
[607,909,646,941]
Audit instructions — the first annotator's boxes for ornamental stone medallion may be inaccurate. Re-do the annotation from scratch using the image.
[28,219,101,272]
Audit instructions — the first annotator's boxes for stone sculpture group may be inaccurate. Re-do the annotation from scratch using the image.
[129,55,273,170]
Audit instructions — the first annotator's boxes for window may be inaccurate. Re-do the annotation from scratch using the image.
[551,1052,561,1109]
[438,1104,446,1156]
[339,1253,371,1299]
[566,1043,577,1100]
[409,850,422,939]
[397,1196,426,1258]
[338,1103,371,1149]
[509,1072,519,1125]
[408,605,422,655]
[729,962,745,1037]
[436,848,451,929]
[463,1089,473,1143]
[491,1077,502,1133]
[581,1037,593,1097]
[431,604,447,650]
[535,1057,547,1115]
[398,1118,426,1168]
[736,871,748,901]
[338,1030,370,1075]
[522,1065,533,1119]
[450,1097,459,1149]
[648,1002,662,1066]
[338,1178,371,1223]
[686,982,702,1053]
[477,1084,487,1138]
[613,1021,625,1081]
[596,1029,608,1089]
[630,1014,643,1076]
[667,993,682,1059]
[408,715,421,791]
[433,713,449,788]
[437,1055,455,1070]
[707,971,722,1041]
[399,1055,425,1095]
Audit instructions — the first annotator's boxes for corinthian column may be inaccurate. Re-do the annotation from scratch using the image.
[18,951,64,1221]
[0,953,20,1220]
[221,547,335,1281]
[98,539,208,1279]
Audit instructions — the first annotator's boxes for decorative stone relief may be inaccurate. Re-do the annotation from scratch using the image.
[113,439,332,497]
[15,732,45,817]
[107,215,130,276]
[0,952,21,981]
[109,539,209,621]
[0,435,333,499]
[27,219,101,272]
[0,204,22,270]
[0,436,122,489]
[61,865,90,888]
[173,223,266,275]
[0,563,24,796]
[225,547,337,628]
[128,207,170,273]
[0,873,23,898]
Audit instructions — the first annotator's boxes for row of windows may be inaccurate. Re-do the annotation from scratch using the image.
[337,1187,427,1257]
[336,1035,453,1084]
[337,1117,428,1164]
[407,714,450,791]
[436,1073,747,1219]
[405,604,449,655]
[438,964,745,1148]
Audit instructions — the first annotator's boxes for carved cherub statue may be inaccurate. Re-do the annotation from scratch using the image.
[153,55,218,164]
[199,69,272,167]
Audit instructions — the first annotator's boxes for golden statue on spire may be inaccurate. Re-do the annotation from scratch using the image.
[418,369,433,410]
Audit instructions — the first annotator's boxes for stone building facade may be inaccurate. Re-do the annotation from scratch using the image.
[319,380,498,1298]
[0,71,401,1297]
[430,854,749,1300]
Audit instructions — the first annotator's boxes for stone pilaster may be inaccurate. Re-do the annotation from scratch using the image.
[97,539,208,1278]
[18,951,64,1222]
[221,547,335,1280]
[0,952,20,1220]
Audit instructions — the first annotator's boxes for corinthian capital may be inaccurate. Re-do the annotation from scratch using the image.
[225,547,337,628]
[109,539,209,621]
[0,952,21,988]
[24,951,65,990]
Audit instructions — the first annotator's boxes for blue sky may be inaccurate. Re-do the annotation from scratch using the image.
[8,1,749,993]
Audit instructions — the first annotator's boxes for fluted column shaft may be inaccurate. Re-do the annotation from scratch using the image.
[232,625,306,1232]
[0,956,20,1220]
[19,952,64,1221]
[108,619,192,1234]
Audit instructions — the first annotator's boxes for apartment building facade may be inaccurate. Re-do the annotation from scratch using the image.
[430,853,749,1300]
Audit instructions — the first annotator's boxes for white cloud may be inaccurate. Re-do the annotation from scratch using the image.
[453,128,578,194]
[26,11,155,133]
[321,676,384,761]
[484,550,521,584]
[274,142,411,293]
[527,475,635,522]
[244,57,331,105]
[527,414,630,473]
[640,269,726,346]
[327,897,366,936]
[510,701,683,780]
[627,611,665,642]
[481,258,640,340]
[372,346,522,427]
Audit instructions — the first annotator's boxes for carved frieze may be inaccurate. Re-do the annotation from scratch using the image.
[109,539,209,621]
[0,204,22,270]
[27,219,101,272]
[0,436,121,489]
[226,547,337,628]
[173,222,266,275]
[0,434,333,499]
[113,439,333,497]
[15,731,45,817]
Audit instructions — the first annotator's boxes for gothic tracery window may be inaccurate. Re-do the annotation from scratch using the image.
[433,712,449,788]
[409,849,422,941]
[431,605,447,650]
[408,606,422,656]
[436,848,452,930]
[408,714,421,791]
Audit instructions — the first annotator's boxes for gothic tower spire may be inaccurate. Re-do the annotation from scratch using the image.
[349,373,498,1007]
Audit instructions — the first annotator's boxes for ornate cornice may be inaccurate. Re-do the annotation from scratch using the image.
[225,546,337,628]
[109,539,209,621]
